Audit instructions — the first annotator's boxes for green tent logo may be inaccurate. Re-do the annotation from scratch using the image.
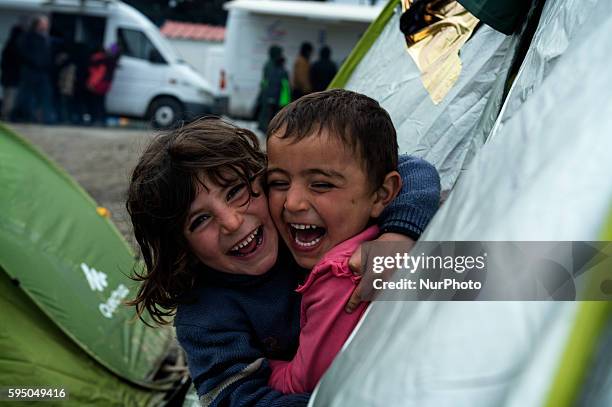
[80,263,108,292]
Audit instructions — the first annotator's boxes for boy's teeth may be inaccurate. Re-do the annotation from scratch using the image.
[230,229,258,251]
[290,223,319,230]
[295,235,323,247]
[290,223,325,247]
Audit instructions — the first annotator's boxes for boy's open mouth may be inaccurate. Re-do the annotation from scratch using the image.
[228,226,264,257]
[289,223,326,248]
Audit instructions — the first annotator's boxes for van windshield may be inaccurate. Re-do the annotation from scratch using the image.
[116,28,179,64]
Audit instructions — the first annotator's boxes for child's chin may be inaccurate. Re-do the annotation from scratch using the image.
[293,254,318,270]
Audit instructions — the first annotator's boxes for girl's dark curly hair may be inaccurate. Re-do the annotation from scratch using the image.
[126,117,266,325]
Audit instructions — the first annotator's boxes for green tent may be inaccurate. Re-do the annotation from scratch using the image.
[0,124,181,405]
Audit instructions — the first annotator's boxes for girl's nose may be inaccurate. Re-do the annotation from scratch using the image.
[218,206,244,234]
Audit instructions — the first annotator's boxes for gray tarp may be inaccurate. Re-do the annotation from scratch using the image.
[312,0,612,405]
[344,9,519,193]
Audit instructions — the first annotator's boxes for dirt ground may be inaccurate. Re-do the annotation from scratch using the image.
[7,123,157,251]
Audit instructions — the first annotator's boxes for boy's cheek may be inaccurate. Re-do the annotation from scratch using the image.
[266,192,285,225]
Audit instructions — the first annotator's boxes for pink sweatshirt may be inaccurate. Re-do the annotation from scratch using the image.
[268,225,379,394]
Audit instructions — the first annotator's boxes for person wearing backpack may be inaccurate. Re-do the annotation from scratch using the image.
[257,45,291,132]
[86,43,120,126]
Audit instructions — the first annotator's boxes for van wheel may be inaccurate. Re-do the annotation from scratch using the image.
[148,97,183,129]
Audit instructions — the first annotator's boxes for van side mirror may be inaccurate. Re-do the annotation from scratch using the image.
[148,49,166,64]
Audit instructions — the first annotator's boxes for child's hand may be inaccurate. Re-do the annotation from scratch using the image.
[345,233,415,313]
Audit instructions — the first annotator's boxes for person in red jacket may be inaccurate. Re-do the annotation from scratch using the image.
[86,43,120,126]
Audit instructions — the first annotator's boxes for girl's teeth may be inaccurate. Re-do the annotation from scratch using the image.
[230,229,258,251]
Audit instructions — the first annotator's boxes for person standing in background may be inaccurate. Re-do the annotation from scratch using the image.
[15,15,54,123]
[257,45,290,132]
[1,25,23,121]
[291,42,313,100]
[71,42,91,125]
[309,46,338,92]
[86,43,120,126]
[55,43,78,124]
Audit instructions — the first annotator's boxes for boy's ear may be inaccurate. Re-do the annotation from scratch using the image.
[370,171,402,218]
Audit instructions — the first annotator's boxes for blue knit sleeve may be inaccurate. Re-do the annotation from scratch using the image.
[176,321,310,407]
[377,154,441,240]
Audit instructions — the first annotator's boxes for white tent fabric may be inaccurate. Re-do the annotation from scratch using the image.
[345,9,519,193]
[312,0,612,405]
[492,0,600,136]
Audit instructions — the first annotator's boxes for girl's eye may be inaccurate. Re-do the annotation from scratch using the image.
[189,214,210,232]
[227,183,248,203]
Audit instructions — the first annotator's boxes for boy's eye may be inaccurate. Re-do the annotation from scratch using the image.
[267,179,289,190]
[189,214,210,232]
[311,182,335,190]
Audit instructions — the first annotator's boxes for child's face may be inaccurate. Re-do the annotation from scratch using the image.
[266,129,380,269]
[183,175,278,276]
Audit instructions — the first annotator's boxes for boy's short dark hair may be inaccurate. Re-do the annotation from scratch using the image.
[266,89,398,191]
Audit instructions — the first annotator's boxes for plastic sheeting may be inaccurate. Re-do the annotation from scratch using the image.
[401,1,480,104]
[344,7,519,193]
[312,0,612,405]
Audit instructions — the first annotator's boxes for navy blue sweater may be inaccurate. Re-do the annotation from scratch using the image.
[175,155,440,406]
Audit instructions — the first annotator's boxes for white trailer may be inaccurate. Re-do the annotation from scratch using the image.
[223,0,382,118]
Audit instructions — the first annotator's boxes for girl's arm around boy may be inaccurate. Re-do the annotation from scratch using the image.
[378,154,441,239]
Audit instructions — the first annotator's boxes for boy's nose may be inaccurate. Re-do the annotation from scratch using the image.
[284,185,309,213]
[218,207,244,234]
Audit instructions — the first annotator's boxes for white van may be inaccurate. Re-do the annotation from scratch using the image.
[0,0,215,128]
[223,0,382,118]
